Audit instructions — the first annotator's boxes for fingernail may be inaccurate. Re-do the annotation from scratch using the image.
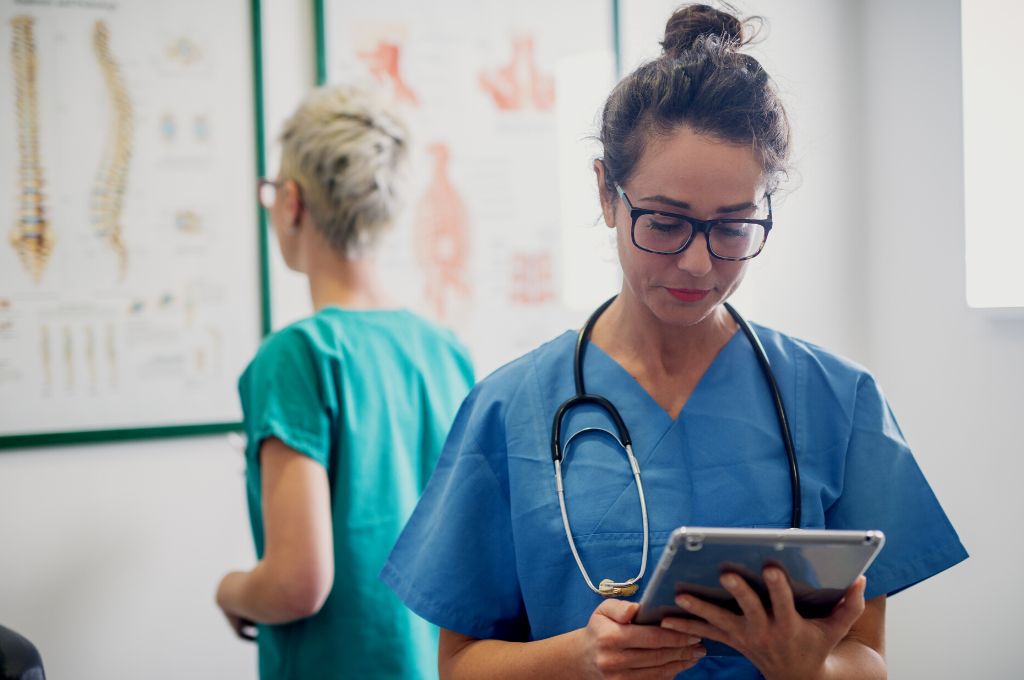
[765,569,778,582]
[722,574,738,587]
[694,647,706,658]
[677,596,692,609]
[688,636,702,645]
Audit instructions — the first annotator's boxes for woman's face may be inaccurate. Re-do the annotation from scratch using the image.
[599,126,768,330]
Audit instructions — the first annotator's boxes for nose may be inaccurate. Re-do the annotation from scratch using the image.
[674,231,713,277]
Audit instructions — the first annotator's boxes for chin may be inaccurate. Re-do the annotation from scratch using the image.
[649,294,718,328]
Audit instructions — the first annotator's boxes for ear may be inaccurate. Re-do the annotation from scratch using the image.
[593,160,616,229]
[282,179,304,230]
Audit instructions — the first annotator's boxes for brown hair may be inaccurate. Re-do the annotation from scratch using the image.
[599,3,790,196]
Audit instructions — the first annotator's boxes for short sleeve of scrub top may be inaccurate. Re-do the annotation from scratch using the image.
[380,383,530,640]
[822,372,965,598]
[382,327,967,673]
[238,324,333,468]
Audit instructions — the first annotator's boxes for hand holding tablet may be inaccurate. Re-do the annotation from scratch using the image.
[634,527,885,656]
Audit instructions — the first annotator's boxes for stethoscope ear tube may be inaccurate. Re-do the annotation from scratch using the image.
[723,302,802,529]
[552,295,628,463]
[573,296,617,396]
[551,296,802,599]
[551,394,631,462]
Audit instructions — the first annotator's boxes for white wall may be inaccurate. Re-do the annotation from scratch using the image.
[0,1,1012,678]
[0,436,257,678]
[862,1,1023,677]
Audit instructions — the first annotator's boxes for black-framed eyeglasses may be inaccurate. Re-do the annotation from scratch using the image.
[257,177,282,210]
[615,184,773,261]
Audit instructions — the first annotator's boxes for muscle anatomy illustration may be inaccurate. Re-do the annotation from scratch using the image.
[358,41,418,106]
[9,16,55,283]
[479,36,555,111]
[510,252,554,305]
[91,20,133,276]
[414,143,470,320]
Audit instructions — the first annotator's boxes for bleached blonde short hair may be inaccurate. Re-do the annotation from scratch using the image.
[278,84,410,257]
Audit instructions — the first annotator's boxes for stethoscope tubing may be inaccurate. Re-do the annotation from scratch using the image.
[723,301,802,528]
[551,295,801,597]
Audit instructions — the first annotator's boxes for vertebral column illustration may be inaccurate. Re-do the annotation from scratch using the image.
[9,16,54,283]
[91,20,132,276]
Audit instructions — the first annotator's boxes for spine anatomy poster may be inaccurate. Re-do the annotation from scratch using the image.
[0,0,263,441]
[323,0,620,376]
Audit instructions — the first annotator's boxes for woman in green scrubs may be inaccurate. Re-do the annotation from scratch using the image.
[216,85,474,680]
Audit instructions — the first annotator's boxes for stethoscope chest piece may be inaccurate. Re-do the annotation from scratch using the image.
[551,295,801,599]
[599,579,638,597]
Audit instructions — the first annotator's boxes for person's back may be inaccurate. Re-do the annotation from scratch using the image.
[216,84,474,679]
[240,308,472,678]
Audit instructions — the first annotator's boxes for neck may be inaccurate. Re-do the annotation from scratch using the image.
[306,250,395,312]
[593,289,736,376]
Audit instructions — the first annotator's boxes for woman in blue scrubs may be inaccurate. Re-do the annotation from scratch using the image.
[383,5,967,678]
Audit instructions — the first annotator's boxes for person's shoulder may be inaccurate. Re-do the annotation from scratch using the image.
[750,323,871,380]
[456,330,576,418]
[445,330,576,448]
[748,324,890,425]
[252,313,327,360]
[749,323,886,413]
[238,315,328,393]
[383,310,477,385]
[391,309,472,356]
[474,329,576,391]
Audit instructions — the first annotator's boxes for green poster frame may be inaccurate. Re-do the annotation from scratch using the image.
[0,0,271,450]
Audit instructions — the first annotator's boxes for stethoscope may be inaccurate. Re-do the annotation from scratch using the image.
[550,295,801,597]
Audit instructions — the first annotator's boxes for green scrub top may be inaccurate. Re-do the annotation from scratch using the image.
[238,307,474,680]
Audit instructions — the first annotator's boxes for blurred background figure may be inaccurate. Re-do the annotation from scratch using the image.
[216,84,474,680]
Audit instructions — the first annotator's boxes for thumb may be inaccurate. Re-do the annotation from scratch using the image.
[597,598,640,625]
[827,576,867,632]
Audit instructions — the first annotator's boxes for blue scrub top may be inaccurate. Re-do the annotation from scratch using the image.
[382,326,967,678]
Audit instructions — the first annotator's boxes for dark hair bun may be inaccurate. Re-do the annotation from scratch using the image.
[661,3,744,57]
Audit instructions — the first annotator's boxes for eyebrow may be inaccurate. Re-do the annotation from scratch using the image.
[638,194,757,214]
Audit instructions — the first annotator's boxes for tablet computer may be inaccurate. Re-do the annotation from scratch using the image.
[635,527,885,628]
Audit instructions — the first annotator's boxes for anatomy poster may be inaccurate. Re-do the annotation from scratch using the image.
[0,0,264,441]
[322,0,620,376]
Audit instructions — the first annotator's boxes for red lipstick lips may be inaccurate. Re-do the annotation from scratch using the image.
[666,287,710,302]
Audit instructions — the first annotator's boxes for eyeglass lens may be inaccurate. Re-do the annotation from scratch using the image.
[257,180,277,209]
[633,214,766,259]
